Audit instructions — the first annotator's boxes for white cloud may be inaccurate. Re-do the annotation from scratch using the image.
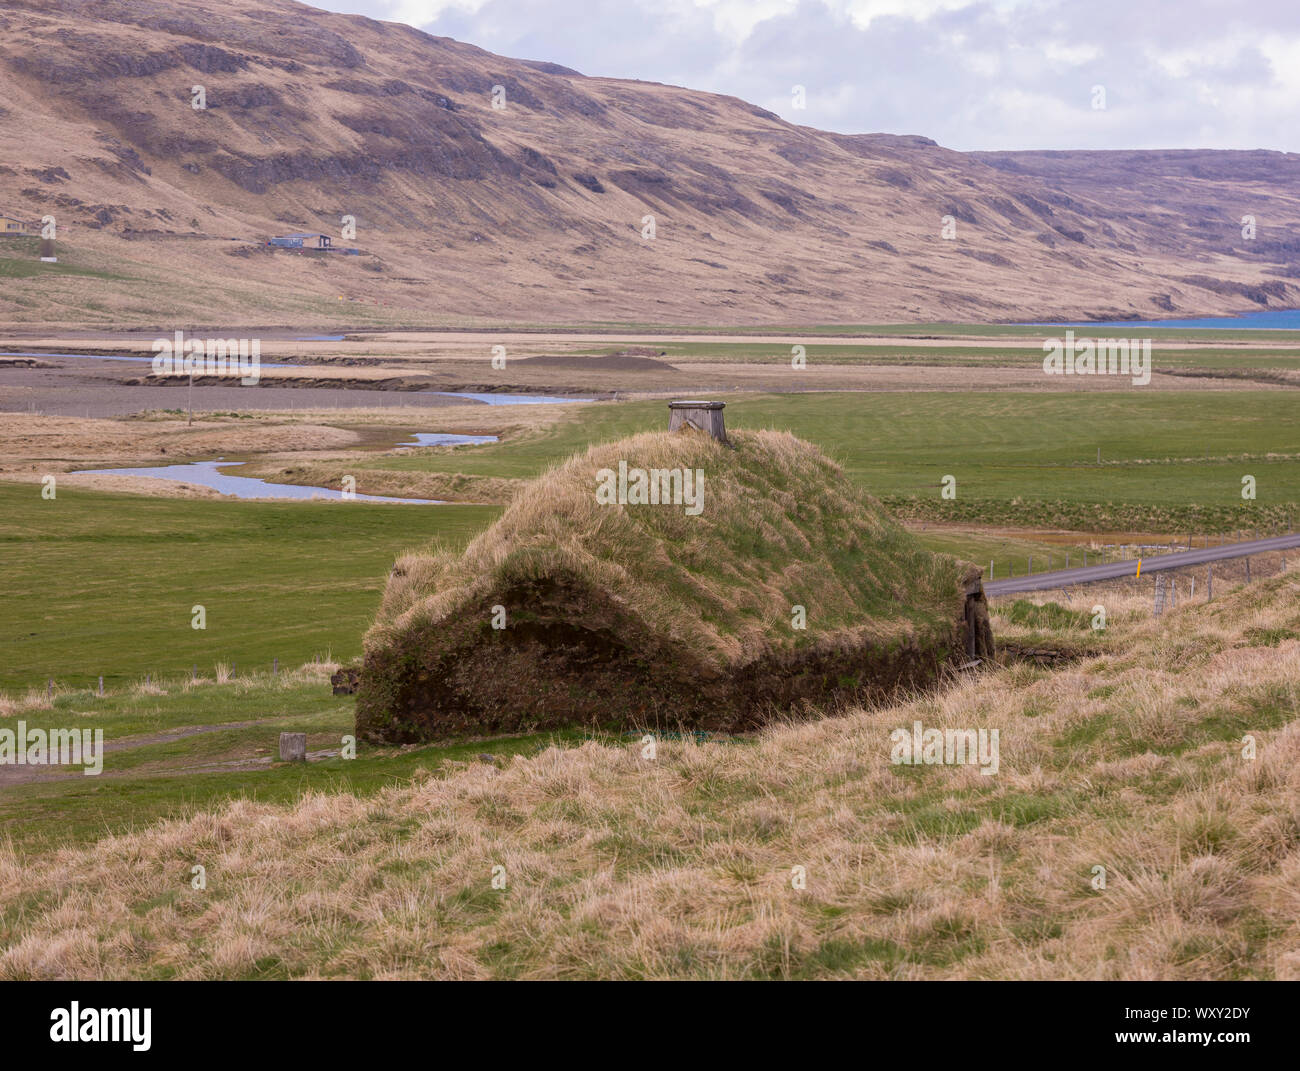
[1042,41,1101,66]
[320,0,1300,150]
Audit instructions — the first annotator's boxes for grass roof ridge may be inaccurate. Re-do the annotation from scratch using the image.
[367,428,966,665]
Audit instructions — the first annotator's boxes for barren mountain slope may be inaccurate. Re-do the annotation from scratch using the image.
[1,0,1297,326]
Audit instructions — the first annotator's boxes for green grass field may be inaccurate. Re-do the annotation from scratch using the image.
[0,237,134,281]
[444,319,1300,343]
[0,483,496,692]
[360,391,1300,506]
[5,390,1297,695]
[579,340,1300,372]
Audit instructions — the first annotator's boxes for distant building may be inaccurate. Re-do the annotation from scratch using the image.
[1,214,29,235]
[268,232,332,250]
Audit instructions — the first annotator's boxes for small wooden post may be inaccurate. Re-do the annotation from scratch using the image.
[1208,565,1213,601]
[273,657,279,675]
[668,400,728,443]
[279,732,307,762]
[192,663,197,682]
[1246,558,1252,584]
[97,675,104,696]
[47,678,52,698]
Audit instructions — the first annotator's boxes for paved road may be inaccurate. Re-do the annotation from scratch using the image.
[984,532,1300,597]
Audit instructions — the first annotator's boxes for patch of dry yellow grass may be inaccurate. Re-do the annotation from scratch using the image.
[2,575,1297,979]
[0,660,341,714]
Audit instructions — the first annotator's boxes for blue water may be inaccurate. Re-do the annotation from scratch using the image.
[1025,309,1300,330]
[397,432,498,447]
[423,392,593,405]
[294,335,346,341]
[71,460,438,503]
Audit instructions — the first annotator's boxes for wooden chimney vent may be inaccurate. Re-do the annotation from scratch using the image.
[668,400,728,444]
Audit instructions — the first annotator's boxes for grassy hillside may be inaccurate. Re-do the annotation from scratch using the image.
[4,1,1300,327]
[3,572,1296,979]
[358,429,976,740]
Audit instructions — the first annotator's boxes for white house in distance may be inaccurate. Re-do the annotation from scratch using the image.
[268,232,332,250]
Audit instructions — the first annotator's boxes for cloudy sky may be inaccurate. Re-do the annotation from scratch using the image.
[316,0,1300,152]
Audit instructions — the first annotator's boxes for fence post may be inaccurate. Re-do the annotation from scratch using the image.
[279,732,307,762]
[97,675,104,696]
[1246,558,1251,584]
[273,657,279,676]
[1208,565,1213,601]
